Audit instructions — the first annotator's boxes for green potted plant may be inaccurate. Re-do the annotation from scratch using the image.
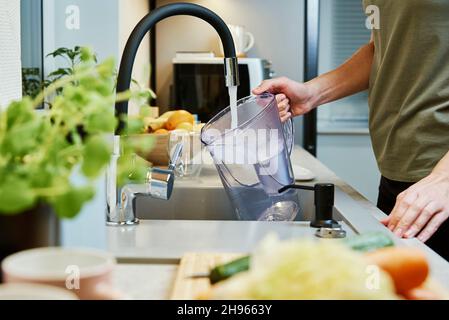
[0,47,153,262]
[21,68,42,99]
[22,47,90,103]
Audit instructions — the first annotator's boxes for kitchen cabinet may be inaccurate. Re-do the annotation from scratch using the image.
[318,132,380,203]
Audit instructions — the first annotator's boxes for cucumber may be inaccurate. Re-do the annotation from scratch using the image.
[343,232,394,253]
[208,232,394,284]
[209,256,250,284]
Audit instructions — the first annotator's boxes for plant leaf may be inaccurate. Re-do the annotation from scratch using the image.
[125,118,146,135]
[50,186,94,219]
[48,68,72,78]
[0,179,36,214]
[2,119,44,156]
[81,136,111,178]
[46,47,71,58]
[6,98,35,127]
[85,111,117,134]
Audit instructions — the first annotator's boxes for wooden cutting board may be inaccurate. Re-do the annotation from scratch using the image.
[171,252,242,300]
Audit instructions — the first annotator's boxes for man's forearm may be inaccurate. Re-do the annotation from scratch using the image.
[306,41,374,108]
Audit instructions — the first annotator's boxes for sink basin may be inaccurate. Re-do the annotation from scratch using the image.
[135,165,338,221]
[136,185,236,220]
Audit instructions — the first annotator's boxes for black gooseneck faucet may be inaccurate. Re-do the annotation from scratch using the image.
[115,2,240,134]
[106,3,240,226]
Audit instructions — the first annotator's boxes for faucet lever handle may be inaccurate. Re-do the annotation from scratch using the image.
[169,142,184,171]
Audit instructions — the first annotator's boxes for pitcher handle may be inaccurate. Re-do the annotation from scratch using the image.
[283,118,295,155]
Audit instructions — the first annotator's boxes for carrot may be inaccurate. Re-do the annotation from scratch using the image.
[364,247,429,294]
[402,287,441,300]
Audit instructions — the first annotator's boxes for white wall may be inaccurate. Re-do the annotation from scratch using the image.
[43,0,120,76]
[318,134,380,203]
[43,0,121,249]
[118,0,151,115]
[155,0,305,144]
[0,0,22,109]
[43,0,150,102]
[119,0,150,85]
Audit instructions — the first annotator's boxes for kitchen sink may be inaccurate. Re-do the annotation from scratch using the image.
[136,184,236,220]
[135,165,341,222]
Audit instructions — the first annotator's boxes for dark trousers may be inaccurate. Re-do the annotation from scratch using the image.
[377,176,449,261]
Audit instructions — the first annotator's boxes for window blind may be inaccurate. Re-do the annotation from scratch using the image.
[318,0,371,124]
[331,0,371,67]
[0,0,22,109]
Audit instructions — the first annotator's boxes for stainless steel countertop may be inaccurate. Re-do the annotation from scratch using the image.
[108,221,356,264]
[106,147,449,298]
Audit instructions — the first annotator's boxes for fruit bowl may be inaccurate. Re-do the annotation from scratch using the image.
[134,110,204,168]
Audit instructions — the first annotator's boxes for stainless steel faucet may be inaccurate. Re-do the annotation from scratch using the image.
[106,3,239,226]
[106,140,183,226]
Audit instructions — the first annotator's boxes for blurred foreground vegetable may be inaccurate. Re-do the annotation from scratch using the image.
[365,247,429,294]
[202,235,398,300]
[202,235,440,300]
[207,232,394,284]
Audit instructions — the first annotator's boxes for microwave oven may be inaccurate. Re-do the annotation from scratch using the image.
[171,57,273,122]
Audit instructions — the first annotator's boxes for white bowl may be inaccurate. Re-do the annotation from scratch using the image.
[0,283,78,300]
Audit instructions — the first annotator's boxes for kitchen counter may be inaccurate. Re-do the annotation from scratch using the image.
[105,147,449,299]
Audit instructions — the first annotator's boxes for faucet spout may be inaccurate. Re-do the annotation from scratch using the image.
[106,141,183,226]
[115,2,240,134]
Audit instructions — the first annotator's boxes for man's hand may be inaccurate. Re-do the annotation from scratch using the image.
[252,77,319,122]
[382,172,449,242]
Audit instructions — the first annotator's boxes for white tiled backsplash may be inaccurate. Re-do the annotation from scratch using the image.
[0,0,22,109]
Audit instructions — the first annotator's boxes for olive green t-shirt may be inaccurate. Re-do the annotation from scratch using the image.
[363,0,449,182]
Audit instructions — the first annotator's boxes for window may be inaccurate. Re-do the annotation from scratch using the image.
[318,0,371,127]
[20,0,44,106]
